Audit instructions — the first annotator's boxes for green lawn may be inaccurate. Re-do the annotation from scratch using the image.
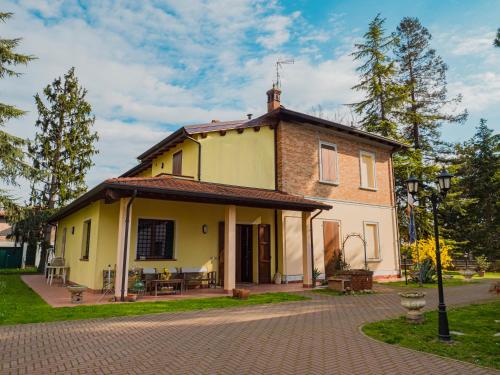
[363,301,500,369]
[444,271,500,280]
[0,267,39,275]
[378,278,478,288]
[0,275,308,326]
[310,288,375,296]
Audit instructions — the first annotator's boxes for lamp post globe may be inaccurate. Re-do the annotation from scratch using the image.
[437,170,453,194]
[406,176,419,196]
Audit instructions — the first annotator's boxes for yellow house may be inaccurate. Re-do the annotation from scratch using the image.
[50,86,406,299]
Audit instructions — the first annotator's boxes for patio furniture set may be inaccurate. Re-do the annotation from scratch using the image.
[103,267,217,296]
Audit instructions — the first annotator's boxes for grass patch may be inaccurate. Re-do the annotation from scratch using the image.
[0,275,308,326]
[0,267,39,275]
[310,288,375,296]
[363,301,500,369]
[378,278,477,288]
[444,271,500,280]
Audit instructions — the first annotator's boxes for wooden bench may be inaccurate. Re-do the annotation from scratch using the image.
[181,271,216,289]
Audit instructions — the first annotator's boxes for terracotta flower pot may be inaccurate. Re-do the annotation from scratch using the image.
[127,294,138,302]
[399,291,426,324]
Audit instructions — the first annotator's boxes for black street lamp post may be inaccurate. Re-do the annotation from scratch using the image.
[406,170,453,342]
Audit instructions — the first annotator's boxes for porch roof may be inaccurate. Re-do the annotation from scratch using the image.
[49,176,331,222]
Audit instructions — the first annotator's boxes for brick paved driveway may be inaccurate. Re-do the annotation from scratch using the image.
[0,283,498,375]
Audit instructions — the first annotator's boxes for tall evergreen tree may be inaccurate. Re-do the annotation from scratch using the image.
[0,12,35,204]
[350,14,404,139]
[494,28,500,47]
[394,17,467,151]
[442,120,499,259]
[29,67,98,270]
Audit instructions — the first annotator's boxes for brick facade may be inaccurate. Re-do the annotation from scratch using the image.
[277,121,395,206]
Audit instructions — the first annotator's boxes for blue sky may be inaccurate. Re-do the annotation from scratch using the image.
[2,0,499,200]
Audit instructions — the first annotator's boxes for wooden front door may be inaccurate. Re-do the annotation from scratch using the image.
[258,224,271,283]
[323,220,341,277]
[218,221,224,286]
[236,225,253,283]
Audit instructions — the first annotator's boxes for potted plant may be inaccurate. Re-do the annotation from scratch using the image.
[475,255,491,277]
[312,267,321,287]
[398,291,426,323]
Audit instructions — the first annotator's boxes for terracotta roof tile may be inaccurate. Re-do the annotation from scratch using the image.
[106,175,331,210]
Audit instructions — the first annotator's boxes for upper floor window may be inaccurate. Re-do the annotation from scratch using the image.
[319,141,339,184]
[81,220,91,260]
[364,222,380,260]
[136,219,175,260]
[172,150,182,175]
[360,151,376,189]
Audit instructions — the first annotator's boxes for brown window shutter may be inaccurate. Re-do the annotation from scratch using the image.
[172,150,182,175]
[321,145,337,182]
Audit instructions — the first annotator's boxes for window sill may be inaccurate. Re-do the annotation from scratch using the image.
[319,180,339,186]
[366,258,382,263]
[135,258,177,261]
[359,186,377,192]
[79,258,89,262]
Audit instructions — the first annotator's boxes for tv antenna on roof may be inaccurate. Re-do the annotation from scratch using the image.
[275,58,294,88]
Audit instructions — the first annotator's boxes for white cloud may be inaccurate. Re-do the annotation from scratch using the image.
[449,72,500,111]
[1,0,363,201]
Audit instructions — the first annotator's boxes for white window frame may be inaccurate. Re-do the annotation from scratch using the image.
[363,221,381,261]
[135,216,177,261]
[319,141,340,185]
[359,150,377,190]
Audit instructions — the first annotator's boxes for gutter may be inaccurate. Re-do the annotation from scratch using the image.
[310,209,323,287]
[185,134,202,181]
[120,189,137,302]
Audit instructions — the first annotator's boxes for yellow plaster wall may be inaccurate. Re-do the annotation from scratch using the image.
[151,139,199,177]
[200,127,275,189]
[149,127,275,189]
[135,167,152,177]
[55,201,101,288]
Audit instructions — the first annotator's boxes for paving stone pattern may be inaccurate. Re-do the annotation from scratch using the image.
[0,283,498,374]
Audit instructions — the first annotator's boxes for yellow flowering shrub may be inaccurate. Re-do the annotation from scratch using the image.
[409,237,453,270]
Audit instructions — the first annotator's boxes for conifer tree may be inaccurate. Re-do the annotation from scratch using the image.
[494,28,500,47]
[442,120,499,259]
[350,14,404,139]
[0,12,35,204]
[394,17,467,151]
[29,67,98,270]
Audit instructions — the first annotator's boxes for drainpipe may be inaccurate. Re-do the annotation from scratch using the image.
[186,136,201,181]
[120,190,137,302]
[310,209,323,287]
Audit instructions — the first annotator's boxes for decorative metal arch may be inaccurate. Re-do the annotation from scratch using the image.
[341,233,368,270]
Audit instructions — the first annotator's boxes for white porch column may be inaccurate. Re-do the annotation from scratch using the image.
[115,197,133,299]
[224,205,236,292]
[302,211,313,288]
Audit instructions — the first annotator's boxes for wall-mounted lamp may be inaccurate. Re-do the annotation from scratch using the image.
[202,224,208,234]
[71,226,75,235]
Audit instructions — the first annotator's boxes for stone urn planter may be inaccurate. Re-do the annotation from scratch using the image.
[67,285,87,304]
[399,291,426,323]
[462,269,475,281]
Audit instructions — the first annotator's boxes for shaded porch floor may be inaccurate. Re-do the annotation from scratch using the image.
[22,275,307,307]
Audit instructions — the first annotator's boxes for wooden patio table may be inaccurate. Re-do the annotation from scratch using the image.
[151,278,185,296]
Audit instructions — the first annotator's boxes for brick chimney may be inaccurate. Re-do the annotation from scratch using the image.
[266,84,281,113]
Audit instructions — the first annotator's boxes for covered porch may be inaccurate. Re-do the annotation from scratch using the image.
[22,274,308,307]
[50,175,331,301]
